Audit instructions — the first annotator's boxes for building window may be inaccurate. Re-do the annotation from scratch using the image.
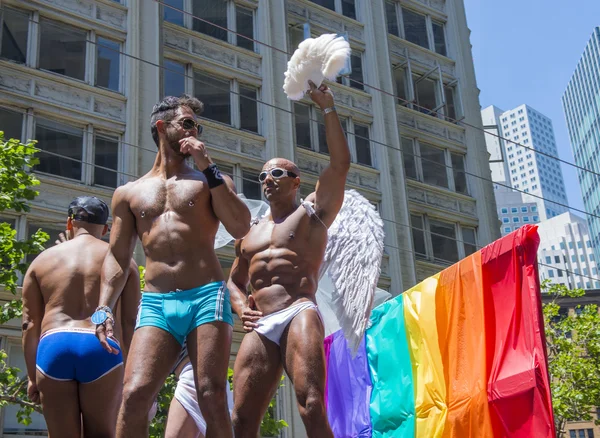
[35,119,84,181]
[429,219,458,263]
[96,38,121,92]
[501,208,508,214]
[353,123,372,166]
[523,216,529,222]
[571,255,577,262]
[557,269,563,278]
[0,107,24,141]
[410,214,427,258]
[462,227,477,256]
[163,60,186,97]
[554,256,560,263]
[451,153,468,194]
[308,0,357,19]
[385,3,448,56]
[548,270,554,278]
[3,9,123,92]
[178,70,261,133]
[513,217,520,223]
[414,74,438,114]
[545,256,551,264]
[402,139,466,194]
[32,117,120,187]
[165,0,256,51]
[242,169,261,200]
[521,206,528,212]
[0,7,29,64]
[337,51,364,91]
[502,218,509,224]
[402,137,417,179]
[39,18,87,81]
[504,227,511,233]
[511,207,518,213]
[420,143,448,188]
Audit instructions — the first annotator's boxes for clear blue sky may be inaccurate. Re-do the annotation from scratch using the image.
[463,0,600,214]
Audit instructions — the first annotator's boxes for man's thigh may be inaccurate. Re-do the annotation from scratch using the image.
[280,308,327,397]
[79,365,124,438]
[186,322,232,390]
[232,331,283,420]
[36,370,81,437]
[123,326,182,400]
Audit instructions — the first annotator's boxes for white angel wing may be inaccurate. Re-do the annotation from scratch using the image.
[283,33,350,100]
[317,189,385,353]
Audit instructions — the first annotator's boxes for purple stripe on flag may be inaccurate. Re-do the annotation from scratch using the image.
[325,330,372,437]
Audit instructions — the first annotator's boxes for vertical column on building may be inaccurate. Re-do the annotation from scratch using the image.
[361,0,412,293]
[447,0,500,245]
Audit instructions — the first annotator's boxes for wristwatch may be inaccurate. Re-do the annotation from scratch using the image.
[91,306,114,325]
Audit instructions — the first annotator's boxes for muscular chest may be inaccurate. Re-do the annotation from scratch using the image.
[241,212,308,259]
[130,177,210,220]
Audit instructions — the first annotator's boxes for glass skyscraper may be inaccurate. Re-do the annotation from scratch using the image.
[562,27,600,260]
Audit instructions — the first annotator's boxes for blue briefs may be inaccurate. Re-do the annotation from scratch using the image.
[135,281,233,345]
[36,328,123,384]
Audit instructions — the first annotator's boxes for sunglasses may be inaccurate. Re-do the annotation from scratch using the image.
[171,118,203,134]
[258,168,298,182]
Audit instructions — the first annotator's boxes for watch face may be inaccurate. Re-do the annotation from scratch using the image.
[91,310,108,325]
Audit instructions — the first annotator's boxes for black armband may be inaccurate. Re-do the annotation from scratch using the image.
[202,163,225,189]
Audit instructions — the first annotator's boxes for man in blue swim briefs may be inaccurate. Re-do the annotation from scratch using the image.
[95,95,250,438]
[228,82,349,437]
[21,196,140,437]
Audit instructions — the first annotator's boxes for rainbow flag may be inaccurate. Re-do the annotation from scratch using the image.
[324,225,555,437]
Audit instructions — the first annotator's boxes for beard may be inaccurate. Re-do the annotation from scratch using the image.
[166,129,191,158]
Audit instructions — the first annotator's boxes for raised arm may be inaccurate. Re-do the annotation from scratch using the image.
[21,264,44,403]
[307,81,351,227]
[119,259,141,362]
[97,186,138,353]
[227,239,262,332]
[179,137,251,238]
[209,175,251,239]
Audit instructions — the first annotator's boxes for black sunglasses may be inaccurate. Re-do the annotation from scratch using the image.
[172,118,203,134]
[258,168,298,182]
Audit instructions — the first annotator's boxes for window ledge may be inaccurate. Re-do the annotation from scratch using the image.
[395,102,465,132]
[406,178,473,202]
[36,173,117,197]
[0,60,127,102]
[200,118,265,143]
[387,33,454,65]
[416,258,452,270]
[163,22,263,61]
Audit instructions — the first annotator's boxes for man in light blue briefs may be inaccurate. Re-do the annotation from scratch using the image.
[22,196,140,437]
[95,95,250,438]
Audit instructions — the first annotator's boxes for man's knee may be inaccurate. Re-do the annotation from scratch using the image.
[195,378,228,411]
[297,392,327,423]
[232,409,260,435]
[121,379,156,414]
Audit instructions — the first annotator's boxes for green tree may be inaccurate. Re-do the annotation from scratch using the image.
[542,280,600,436]
[0,133,48,421]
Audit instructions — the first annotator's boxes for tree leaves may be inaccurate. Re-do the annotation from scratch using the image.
[542,280,600,436]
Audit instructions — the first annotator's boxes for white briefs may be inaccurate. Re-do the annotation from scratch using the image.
[254,301,323,345]
[174,362,233,435]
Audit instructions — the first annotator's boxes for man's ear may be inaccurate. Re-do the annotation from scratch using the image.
[293,177,301,190]
[155,119,166,135]
[66,217,73,230]
[102,224,109,236]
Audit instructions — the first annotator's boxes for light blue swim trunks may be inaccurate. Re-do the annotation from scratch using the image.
[135,281,233,345]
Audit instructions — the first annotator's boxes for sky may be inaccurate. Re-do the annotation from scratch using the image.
[463,0,600,214]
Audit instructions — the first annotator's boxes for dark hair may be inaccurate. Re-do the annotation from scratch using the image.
[150,95,204,147]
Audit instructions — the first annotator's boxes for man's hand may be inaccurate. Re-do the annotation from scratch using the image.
[179,135,212,170]
[54,232,68,245]
[95,319,120,354]
[307,80,335,110]
[240,295,262,333]
[27,379,40,404]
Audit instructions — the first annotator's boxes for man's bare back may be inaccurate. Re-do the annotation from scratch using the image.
[239,197,328,316]
[22,196,139,438]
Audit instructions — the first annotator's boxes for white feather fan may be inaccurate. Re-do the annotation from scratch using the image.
[283,33,351,100]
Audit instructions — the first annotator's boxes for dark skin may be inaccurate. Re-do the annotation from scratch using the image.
[21,219,139,438]
[97,105,250,438]
[228,81,350,438]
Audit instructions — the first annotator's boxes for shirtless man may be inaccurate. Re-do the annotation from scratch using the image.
[229,81,350,438]
[95,95,250,438]
[22,196,140,437]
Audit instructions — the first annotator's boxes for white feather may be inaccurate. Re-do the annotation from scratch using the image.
[317,189,385,354]
[283,33,351,100]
